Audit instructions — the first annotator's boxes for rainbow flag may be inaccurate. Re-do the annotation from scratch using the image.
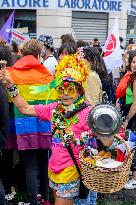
[6,55,57,150]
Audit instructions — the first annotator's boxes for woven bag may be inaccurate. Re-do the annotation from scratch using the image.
[79,134,134,193]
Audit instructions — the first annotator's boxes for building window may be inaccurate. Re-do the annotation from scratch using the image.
[127,18,135,34]
[14,19,36,34]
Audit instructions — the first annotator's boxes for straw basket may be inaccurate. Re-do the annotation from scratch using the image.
[79,134,134,193]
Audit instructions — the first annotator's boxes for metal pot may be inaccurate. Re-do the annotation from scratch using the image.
[88,103,122,138]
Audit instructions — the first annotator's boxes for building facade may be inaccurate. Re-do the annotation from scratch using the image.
[0,0,132,48]
[37,0,130,47]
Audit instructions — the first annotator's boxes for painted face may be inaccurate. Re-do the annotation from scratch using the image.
[131,56,136,73]
[57,82,80,106]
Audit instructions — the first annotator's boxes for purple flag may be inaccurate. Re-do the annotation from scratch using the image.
[0,11,14,44]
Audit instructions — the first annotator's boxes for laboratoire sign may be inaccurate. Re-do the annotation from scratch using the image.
[0,0,122,12]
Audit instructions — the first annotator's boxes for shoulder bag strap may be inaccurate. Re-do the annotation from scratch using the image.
[66,141,82,177]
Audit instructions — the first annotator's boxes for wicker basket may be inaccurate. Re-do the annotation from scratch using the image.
[79,134,134,193]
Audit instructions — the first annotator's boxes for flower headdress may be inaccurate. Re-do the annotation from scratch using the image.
[29,53,89,101]
[55,52,89,87]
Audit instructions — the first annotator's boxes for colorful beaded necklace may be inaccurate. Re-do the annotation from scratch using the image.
[52,96,88,146]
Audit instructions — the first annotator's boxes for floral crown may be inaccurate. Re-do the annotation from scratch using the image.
[29,53,89,100]
[55,53,89,87]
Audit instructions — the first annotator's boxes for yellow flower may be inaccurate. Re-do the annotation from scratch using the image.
[55,53,89,87]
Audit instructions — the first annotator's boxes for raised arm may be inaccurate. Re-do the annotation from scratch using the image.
[11,89,36,116]
[0,70,36,116]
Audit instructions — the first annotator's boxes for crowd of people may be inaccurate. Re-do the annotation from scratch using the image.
[0,33,136,205]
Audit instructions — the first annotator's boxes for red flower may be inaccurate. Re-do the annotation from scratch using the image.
[61,108,65,112]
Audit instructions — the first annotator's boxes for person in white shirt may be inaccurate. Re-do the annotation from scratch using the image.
[38,35,58,75]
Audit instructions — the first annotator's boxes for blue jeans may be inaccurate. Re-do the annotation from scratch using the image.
[74,191,97,205]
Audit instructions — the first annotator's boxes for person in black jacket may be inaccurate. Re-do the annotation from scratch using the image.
[0,43,14,197]
[0,80,9,205]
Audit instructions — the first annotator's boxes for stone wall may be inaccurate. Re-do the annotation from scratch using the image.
[37,9,72,48]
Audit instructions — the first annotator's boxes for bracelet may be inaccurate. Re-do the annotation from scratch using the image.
[7,84,19,98]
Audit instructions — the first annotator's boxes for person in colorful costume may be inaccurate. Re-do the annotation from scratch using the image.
[116,50,136,189]
[0,53,100,205]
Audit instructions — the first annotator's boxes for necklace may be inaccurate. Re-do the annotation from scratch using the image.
[52,96,89,146]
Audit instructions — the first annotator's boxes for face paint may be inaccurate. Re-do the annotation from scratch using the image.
[57,82,77,99]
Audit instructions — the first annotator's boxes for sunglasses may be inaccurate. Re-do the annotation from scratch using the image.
[57,83,77,98]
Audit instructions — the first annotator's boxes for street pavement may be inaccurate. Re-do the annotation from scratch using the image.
[98,189,136,205]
